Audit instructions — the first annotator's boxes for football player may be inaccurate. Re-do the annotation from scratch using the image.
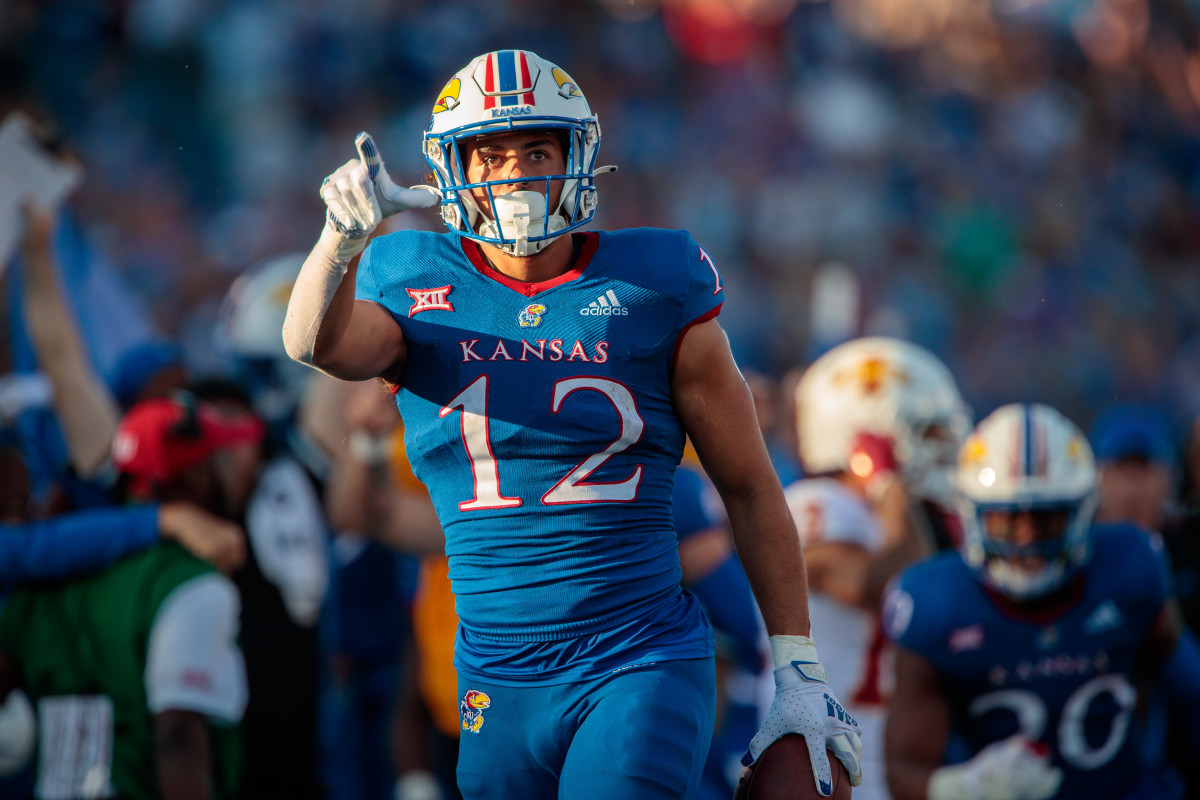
[283,49,860,799]
[884,403,1200,800]
[784,336,972,800]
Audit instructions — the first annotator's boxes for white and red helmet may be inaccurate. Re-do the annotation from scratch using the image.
[956,403,1099,599]
[423,50,609,256]
[794,336,971,505]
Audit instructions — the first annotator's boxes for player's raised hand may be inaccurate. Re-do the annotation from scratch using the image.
[319,132,436,239]
[745,635,863,797]
[354,132,437,218]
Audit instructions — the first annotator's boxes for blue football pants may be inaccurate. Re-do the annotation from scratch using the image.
[456,657,716,800]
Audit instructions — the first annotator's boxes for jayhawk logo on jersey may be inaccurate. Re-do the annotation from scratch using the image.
[460,690,491,734]
[518,303,547,328]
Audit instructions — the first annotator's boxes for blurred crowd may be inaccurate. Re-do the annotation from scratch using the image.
[2,0,1200,431]
[2,1,1200,799]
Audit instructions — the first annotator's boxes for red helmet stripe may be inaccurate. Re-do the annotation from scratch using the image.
[483,53,496,110]
[518,51,535,105]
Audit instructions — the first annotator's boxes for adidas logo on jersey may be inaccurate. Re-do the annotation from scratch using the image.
[1083,599,1123,635]
[580,290,628,316]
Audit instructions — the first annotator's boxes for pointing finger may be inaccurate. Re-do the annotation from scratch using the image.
[355,131,382,182]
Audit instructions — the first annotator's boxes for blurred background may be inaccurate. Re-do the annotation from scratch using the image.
[3,0,1199,434]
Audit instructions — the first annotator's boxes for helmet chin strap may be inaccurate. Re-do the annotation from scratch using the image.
[478,190,567,257]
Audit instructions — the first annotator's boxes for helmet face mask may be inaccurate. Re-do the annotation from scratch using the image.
[957,403,1099,601]
[424,50,603,256]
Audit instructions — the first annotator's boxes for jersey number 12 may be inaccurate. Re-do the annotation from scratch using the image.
[440,374,645,510]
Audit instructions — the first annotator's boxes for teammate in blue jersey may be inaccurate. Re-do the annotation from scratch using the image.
[283,49,860,799]
[673,462,771,800]
[883,403,1200,800]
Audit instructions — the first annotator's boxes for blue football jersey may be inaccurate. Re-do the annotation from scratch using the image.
[357,228,723,682]
[673,463,722,543]
[884,524,1174,799]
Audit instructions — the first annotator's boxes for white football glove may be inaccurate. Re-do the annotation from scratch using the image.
[319,132,437,240]
[927,734,1063,800]
[745,635,863,797]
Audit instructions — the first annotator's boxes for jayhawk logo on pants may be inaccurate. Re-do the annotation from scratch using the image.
[460,689,491,734]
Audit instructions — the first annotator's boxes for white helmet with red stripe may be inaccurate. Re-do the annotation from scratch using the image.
[795,336,971,505]
[956,403,1099,599]
[423,50,608,256]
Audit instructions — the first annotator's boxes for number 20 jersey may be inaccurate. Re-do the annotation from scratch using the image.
[356,228,723,682]
[884,524,1174,799]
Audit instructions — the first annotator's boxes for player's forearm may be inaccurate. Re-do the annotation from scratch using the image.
[726,484,812,637]
[283,225,362,372]
[324,446,383,534]
[861,536,927,610]
[23,244,120,475]
[383,491,446,554]
[885,755,938,800]
[154,710,212,800]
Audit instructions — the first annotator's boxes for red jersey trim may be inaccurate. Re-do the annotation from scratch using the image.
[670,305,722,374]
[460,233,599,298]
[982,574,1086,625]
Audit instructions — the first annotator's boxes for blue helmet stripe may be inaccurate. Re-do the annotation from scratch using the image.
[498,50,518,104]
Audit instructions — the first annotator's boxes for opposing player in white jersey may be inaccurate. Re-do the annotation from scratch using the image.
[784,336,971,800]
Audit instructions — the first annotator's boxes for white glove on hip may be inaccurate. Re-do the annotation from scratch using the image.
[927,734,1063,800]
[745,635,863,797]
[320,132,437,240]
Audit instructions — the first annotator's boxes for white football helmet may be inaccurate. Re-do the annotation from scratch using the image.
[213,252,314,425]
[957,403,1098,600]
[795,337,971,505]
[423,49,610,257]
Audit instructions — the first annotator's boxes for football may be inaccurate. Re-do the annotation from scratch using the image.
[733,736,852,799]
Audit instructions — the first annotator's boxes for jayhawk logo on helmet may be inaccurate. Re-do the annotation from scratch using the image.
[460,690,491,734]
[518,303,547,328]
[552,66,583,99]
[960,434,988,468]
[432,78,461,114]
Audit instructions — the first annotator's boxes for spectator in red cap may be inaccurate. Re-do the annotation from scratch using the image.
[113,391,265,516]
[0,392,256,800]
